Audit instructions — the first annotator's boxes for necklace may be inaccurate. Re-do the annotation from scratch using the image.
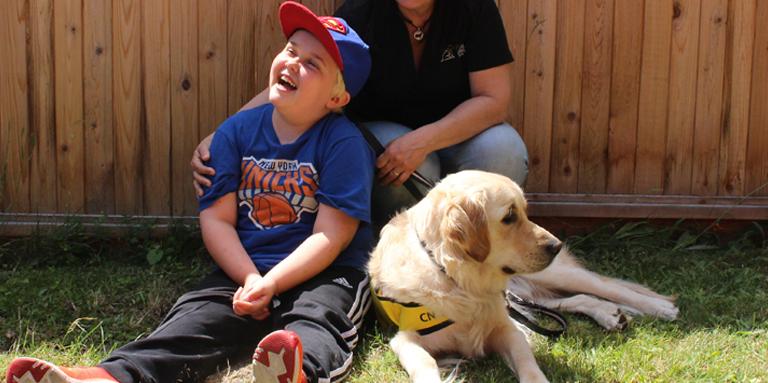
[402,15,431,41]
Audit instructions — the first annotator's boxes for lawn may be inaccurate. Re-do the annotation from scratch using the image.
[1,220,766,382]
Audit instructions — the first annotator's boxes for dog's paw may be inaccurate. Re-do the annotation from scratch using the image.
[596,308,631,331]
[653,301,679,320]
[639,297,679,320]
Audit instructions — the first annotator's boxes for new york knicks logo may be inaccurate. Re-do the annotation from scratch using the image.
[238,157,319,229]
[320,17,347,34]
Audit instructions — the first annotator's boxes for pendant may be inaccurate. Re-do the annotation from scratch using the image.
[413,28,424,41]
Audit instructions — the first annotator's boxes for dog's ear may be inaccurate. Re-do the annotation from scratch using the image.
[440,192,490,262]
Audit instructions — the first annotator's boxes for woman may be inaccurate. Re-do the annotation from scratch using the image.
[193,0,528,223]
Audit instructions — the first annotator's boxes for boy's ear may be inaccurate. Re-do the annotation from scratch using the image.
[326,91,350,110]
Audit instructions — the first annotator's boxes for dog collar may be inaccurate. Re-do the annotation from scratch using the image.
[371,287,454,335]
[415,231,448,275]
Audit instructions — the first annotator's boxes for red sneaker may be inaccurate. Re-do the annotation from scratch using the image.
[252,330,307,383]
[5,358,117,383]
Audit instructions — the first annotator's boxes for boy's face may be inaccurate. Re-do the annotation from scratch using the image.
[268,30,346,114]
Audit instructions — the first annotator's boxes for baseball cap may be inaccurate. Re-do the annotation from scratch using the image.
[278,1,371,97]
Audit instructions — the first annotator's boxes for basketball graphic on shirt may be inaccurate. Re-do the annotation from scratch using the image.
[238,157,319,229]
[251,193,298,227]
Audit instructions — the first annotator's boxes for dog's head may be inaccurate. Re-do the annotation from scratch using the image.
[412,170,561,289]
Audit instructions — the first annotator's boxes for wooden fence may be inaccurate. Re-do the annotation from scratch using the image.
[1,0,766,228]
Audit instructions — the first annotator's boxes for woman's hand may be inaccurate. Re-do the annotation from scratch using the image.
[377,131,430,187]
[191,133,215,196]
[232,273,277,320]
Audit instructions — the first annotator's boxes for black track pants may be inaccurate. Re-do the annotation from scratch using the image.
[99,266,371,383]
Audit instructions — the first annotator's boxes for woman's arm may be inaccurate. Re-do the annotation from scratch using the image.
[377,63,511,186]
[191,87,270,195]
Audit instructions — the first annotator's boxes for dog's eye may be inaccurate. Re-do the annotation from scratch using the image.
[502,210,517,225]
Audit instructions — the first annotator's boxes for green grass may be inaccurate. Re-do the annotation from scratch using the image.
[2,221,767,382]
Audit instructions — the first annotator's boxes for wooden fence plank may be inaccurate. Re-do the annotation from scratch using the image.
[1,0,28,211]
[578,0,614,193]
[522,0,557,192]
[719,0,755,196]
[300,0,336,16]
[664,0,701,195]
[499,0,528,136]
[228,0,257,113]
[607,0,644,194]
[142,0,172,215]
[28,0,58,213]
[746,0,768,196]
[83,0,115,214]
[634,0,672,194]
[691,0,727,196]
[170,0,199,216]
[254,1,284,95]
[54,0,86,212]
[113,0,142,214]
[0,0,30,212]
[549,0,585,193]
[199,0,229,139]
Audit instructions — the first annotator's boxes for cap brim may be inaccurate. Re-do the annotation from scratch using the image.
[279,2,344,71]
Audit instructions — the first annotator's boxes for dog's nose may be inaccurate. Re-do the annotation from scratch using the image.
[545,240,563,256]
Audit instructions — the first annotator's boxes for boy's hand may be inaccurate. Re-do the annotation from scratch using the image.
[191,133,215,196]
[232,273,277,320]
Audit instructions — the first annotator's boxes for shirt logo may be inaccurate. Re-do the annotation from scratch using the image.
[320,17,347,35]
[238,158,319,229]
[441,44,465,63]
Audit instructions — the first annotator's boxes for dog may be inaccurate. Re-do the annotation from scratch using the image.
[368,170,677,383]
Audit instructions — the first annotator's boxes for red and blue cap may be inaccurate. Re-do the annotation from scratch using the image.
[279,1,371,97]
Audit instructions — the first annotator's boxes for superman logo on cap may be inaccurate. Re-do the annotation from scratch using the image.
[319,17,347,35]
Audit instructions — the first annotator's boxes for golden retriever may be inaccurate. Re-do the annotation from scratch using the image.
[368,170,677,383]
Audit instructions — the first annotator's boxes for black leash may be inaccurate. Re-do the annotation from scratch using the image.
[505,291,567,339]
[352,120,568,339]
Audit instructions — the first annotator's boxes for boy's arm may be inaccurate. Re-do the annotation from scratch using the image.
[199,192,260,286]
[191,88,269,196]
[262,203,359,294]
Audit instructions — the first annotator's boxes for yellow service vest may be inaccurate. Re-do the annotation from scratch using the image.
[371,287,454,335]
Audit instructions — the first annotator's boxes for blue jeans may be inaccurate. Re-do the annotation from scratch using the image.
[365,121,529,225]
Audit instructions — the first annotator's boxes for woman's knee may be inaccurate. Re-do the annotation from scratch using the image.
[444,123,529,185]
[363,121,413,147]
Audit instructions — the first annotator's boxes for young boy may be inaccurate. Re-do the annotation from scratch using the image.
[5,2,374,383]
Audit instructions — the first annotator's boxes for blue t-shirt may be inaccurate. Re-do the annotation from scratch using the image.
[199,104,375,272]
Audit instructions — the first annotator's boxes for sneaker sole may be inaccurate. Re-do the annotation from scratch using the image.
[6,358,73,383]
[6,358,114,383]
[251,346,302,383]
